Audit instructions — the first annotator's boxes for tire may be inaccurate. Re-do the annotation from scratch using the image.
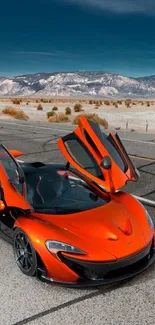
[13,228,38,277]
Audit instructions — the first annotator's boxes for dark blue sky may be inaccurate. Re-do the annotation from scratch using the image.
[1,0,155,77]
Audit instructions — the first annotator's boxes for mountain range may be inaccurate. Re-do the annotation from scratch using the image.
[1,71,155,98]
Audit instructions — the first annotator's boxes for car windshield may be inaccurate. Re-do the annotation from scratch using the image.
[24,167,109,215]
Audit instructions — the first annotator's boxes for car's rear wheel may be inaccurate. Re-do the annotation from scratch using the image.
[13,228,37,276]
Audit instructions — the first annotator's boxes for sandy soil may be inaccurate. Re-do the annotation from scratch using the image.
[0,98,155,133]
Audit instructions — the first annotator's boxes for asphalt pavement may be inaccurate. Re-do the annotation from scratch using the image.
[1,120,155,325]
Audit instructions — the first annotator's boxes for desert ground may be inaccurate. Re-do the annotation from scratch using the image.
[0,97,155,133]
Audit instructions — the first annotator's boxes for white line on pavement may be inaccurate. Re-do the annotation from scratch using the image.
[121,138,155,145]
[0,121,70,133]
[1,121,155,145]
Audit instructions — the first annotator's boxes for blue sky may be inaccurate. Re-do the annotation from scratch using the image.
[1,0,155,77]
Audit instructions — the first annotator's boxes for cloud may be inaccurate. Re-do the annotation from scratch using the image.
[13,50,105,58]
[17,51,70,57]
[12,48,155,59]
[65,0,155,14]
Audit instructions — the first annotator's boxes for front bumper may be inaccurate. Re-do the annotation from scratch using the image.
[40,240,155,287]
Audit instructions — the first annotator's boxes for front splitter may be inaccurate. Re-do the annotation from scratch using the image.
[40,247,155,288]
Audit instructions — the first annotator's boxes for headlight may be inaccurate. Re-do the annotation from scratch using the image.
[46,240,86,255]
[146,210,154,229]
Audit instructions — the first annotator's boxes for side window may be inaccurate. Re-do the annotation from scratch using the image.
[0,145,24,195]
[64,134,104,179]
[87,120,127,172]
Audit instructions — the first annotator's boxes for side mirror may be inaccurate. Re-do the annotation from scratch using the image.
[0,200,5,211]
[100,156,111,170]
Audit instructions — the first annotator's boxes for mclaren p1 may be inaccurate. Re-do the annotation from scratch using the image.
[0,116,155,287]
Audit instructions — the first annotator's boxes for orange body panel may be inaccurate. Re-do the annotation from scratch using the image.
[0,162,32,210]
[57,117,137,192]
[0,117,154,284]
[9,150,24,158]
[14,191,154,282]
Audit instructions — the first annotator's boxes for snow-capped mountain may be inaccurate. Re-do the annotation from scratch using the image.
[1,71,155,97]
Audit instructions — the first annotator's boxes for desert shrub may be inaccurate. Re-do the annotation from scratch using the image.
[3,107,17,116]
[125,99,132,107]
[14,111,29,120]
[48,113,70,123]
[125,100,131,108]
[92,100,100,106]
[40,98,49,103]
[89,100,93,105]
[114,103,118,108]
[36,99,39,103]
[104,100,111,106]
[48,115,57,123]
[47,111,55,119]
[147,101,150,107]
[73,113,108,129]
[74,103,83,112]
[37,104,43,110]
[12,98,21,105]
[2,107,29,120]
[118,100,122,105]
[52,106,58,111]
[65,107,72,115]
[58,113,70,122]
[94,105,99,109]
[26,102,29,105]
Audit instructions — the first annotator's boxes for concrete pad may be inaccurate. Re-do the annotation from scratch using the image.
[27,281,155,325]
[1,121,155,325]
[0,240,94,325]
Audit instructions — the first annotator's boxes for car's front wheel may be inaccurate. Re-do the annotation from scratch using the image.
[13,228,37,276]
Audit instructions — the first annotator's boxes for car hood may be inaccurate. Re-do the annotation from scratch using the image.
[38,192,153,261]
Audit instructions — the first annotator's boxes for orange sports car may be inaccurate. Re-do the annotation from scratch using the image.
[0,117,155,287]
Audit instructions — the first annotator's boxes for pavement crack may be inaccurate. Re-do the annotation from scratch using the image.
[12,290,100,325]
[11,283,120,325]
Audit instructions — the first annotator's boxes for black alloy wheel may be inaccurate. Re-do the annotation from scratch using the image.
[13,228,37,276]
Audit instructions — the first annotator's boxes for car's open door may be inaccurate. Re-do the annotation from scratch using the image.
[57,117,139,193]
[0,144,33,211]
